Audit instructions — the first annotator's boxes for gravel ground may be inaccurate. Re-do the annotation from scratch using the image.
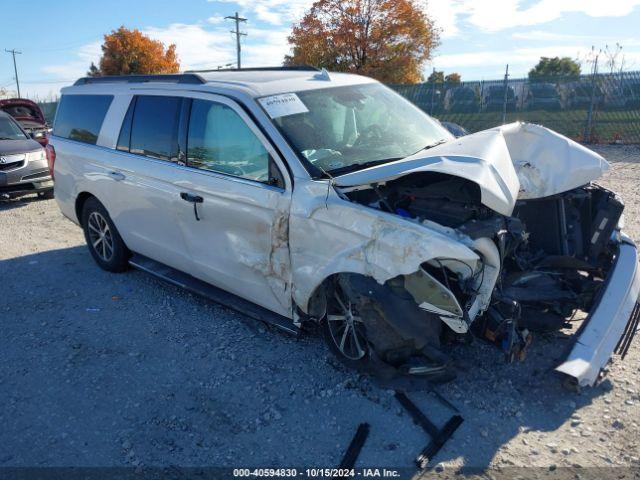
[1,145,639,475]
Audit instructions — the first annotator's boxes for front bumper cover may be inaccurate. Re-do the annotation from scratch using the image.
[0,158,52,196]
[555,234,640,386]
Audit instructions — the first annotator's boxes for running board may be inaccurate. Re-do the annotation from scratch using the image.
[128,254,299,336]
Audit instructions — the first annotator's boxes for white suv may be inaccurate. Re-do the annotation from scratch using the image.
[51,68,639,386]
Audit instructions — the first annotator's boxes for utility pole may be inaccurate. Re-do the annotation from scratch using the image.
[225,12,247,69]
[430,67,436,115]
[502,64,509,124]
[5,49,22,97]
[584,51,600,144]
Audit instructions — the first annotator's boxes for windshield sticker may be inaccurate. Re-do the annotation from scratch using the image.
[259,93,309,118]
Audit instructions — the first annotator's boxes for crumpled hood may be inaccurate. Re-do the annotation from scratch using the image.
[499,122,610,200]
[335,122,610,216]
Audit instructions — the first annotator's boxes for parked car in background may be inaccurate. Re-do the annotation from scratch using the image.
[523,83,561,111]
[391,85,444,115]
[51,69,638,388]
[440,121,469,137]
[482,85,517,112]
[564,82,604,109]
[0,111,52,199]
[0,98,51,146]
[444,86,478,112]
[601,82,627,110]
[415,87,444,114]
[623,80,640,109]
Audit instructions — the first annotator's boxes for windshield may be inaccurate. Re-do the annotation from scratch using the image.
[264,83,452,177]
[0,115,28,140]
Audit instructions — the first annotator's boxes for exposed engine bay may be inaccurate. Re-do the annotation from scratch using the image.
[338,171,624,375]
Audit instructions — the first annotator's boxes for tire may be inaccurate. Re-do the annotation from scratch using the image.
[320,282,373,372]
[81,197,130,272]
[320,275,457,383]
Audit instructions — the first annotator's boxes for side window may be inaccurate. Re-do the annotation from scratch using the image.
[129,96,182,161]
[116,97,135,152]
[187,99,276,185]
[53,94,113,145]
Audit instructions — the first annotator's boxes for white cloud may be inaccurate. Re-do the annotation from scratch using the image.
[425,0,470,38]
[143,23,236,69]
[209,0,313,25]
[465,0,640,32]
[431,45,640,77]
[511,30,591,42]
[142,23,291,69]
[40,21,292,85]
[426,0,640,37]
[512,30,640,48]
[243,28,292,65]
[41,41,102,79]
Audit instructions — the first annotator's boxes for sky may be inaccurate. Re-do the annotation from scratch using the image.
[1,0,640,99]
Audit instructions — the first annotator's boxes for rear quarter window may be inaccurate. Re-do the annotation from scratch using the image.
[53,94,113,145]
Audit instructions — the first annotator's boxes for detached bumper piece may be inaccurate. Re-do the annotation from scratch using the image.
[556,237,640,386]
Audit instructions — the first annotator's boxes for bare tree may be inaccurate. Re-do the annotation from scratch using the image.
[604,43,624,74]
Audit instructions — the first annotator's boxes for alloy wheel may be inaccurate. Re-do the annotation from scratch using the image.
[327,289,368,360]
[87,211,114,262]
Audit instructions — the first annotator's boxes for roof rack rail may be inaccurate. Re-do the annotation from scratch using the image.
[185,65,320,73]
[73,74,206,86]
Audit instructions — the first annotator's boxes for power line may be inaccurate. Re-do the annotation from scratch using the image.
[5,49,22,97]
[225,12,247,69]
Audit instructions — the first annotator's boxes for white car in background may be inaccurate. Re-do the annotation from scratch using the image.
[50,67,639,387]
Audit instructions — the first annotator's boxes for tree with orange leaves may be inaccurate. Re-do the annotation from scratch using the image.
[88,26,180,76]
[285,0,439,84]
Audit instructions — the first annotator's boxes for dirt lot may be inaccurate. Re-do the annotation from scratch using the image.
[1,145,639,475]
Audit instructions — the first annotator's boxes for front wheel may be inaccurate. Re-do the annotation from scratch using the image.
[320,284,372,371]
[81,197,130,272]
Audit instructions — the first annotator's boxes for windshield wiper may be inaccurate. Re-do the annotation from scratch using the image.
[409,138,448,156]
[0,137,17,140]
[323,157,404,177]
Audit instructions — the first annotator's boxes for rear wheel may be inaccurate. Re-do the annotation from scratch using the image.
[81,197,129,272]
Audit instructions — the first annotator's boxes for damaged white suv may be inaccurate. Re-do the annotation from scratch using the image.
[51,68,639,387]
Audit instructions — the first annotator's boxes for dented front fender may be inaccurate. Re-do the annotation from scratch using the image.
[289,180,483,313]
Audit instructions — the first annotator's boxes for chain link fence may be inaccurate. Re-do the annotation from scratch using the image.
[34,71,640,144]
[37,101,59,125]
[391,70,640,144]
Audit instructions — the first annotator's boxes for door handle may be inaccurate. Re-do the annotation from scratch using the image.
[180,192,204,221]
[180,192,203,203]
[109,171,125,181]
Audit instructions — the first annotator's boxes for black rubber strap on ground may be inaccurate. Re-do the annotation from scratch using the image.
[339,423,370,469]
[430,388,460,413]
[394,391,439,437]
[416,415,464,469]
[395,391,464,468]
